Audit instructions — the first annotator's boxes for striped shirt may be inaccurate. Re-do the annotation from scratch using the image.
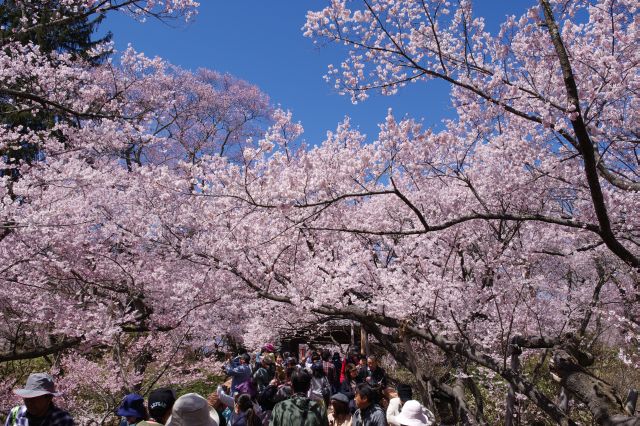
[4,404,74,426]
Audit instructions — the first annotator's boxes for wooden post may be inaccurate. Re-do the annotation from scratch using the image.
[351,321,355,348]
[360,327,369,355]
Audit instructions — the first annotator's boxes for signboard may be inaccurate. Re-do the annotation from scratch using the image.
[298,343,308,361]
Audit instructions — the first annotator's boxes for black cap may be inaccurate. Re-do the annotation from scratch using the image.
[148,388,176,421]
[331,392,349,404]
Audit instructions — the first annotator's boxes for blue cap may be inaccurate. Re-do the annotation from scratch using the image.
[116,393,146,418]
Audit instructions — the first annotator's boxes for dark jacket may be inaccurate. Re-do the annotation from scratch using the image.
[340,379,357,400]
[269,396,328,426]
[366,367,387,388]
[352,403,387,426]
[253,366,274,392]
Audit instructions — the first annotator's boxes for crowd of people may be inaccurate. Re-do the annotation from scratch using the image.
[4,345,435,426]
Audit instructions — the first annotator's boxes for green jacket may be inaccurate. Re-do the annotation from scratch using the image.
[269,396,328,426]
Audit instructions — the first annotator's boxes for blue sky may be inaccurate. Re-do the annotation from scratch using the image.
[102,1,534,146]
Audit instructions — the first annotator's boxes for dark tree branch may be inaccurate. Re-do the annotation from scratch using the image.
[0,337,82,362]
[539,0,638,268]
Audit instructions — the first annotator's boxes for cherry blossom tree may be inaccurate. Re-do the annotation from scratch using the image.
[0,1,277,421]
[222,0,637,423]
[1,0,638,425]
[159,0,638,424]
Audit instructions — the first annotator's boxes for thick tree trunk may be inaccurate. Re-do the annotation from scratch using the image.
[626,390,638,416]
[505,344,521,426]
[551,351,640,425]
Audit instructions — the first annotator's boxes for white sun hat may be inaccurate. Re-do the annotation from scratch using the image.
[395,400,433,426]
[166,393,219,426]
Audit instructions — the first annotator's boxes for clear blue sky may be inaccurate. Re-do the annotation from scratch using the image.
[102,1,534,146]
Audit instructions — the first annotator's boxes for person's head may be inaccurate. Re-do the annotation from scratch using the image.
[311,362,325,378]
[345,363,358,379]
[276,354,284,365]
[148,388,176,423]
[285,366,296,382]
[240,353,251,364]
[291,370,312,394]
[395,400,431,426]
[236,393,253,413]
[354,383,375,410]
[397,383,413,404]
[116,393,148,424]
[330,393,350,415]
[166,393,219,426]
[358,355,367,366]
[262,353,275,368]
[285,357,297,368]
[24,395,54,417]
[13,373,60,416]
[236,394,261,426]
[321,350,332,362]
[367,356,378,370]
[311,352,321,363]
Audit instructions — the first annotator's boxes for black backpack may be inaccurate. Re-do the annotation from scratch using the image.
[257,384,279,411]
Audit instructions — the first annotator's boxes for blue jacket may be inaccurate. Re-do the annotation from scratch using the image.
[225,360,252,394]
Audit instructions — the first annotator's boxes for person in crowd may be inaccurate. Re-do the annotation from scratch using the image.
[321,351,338,393]
[255,381,279,426]
[262,343,276,354]
[365,356,387,388]
[142,388,176,425]
[305,351,320,372]
[269,370,329,426]
[230,394,262,426]
[327,393,352,426]
[356,356,368,383]
[352,384,387,426]
[274,354,286,382]
[4,373,74,426]
[116,393,149,426]
[224,353,253,395]
[386,384,412,426]
[166,393,219,426]
[331,353,342,386]
[207,392,229,426]
[339,352,359,384]
[340,364,359,402]
[215,385,236,424]
[216,388,263,425]
[308,362,331,406]
[286,357,300,372]
[393,400,434,426]
[273,366,295,403]
[253,354,275,393]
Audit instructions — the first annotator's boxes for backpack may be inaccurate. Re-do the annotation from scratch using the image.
[6,406,25,426]
[236,378,257,398]
[309,376,330,402]
[257,384,279,411]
